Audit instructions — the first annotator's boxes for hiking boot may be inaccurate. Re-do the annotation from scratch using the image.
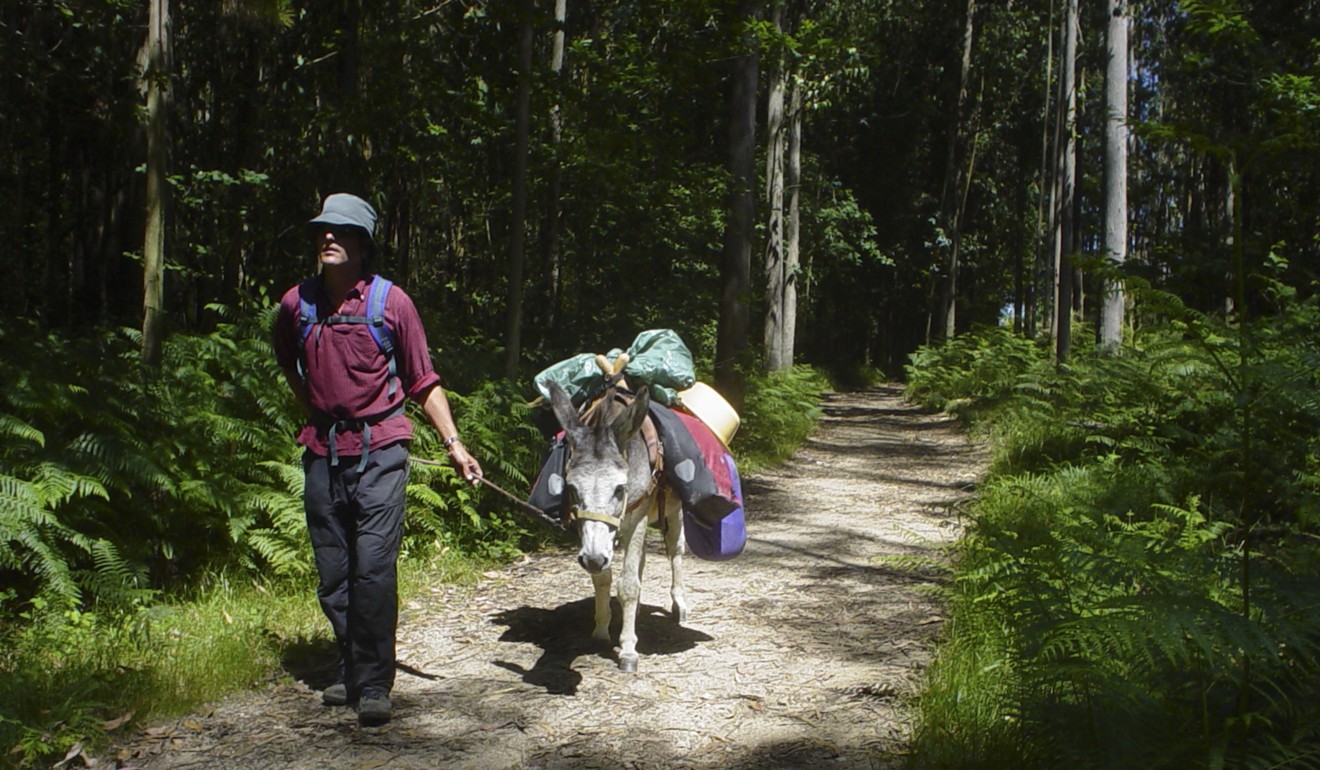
[357,689,392,727]
[322,683,349,707]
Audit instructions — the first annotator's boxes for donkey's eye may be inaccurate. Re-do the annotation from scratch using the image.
[613,484,626,501]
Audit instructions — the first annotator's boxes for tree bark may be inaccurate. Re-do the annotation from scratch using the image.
[1098,0,1129,356]
[783,77,802,369]
[1055,0,1078,364]
[502,0,535,381]
[716,0,759,410]
[940,0,977,341]
[1033,0,1057,341]
[763,0,787,372]
[141,0,172,367]
[539,0,568,342]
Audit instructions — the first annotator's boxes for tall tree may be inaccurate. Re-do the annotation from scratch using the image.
[503,0,535,380]
[716,0,760,409]
[1053,0,1078,363]
[1032,0,1058,341]
[763,0,789,372]
[783,75,803,370]
[940,0,977,340]
[539,0,569,343]
[140,0,173,366]
[1099,0,1128,353]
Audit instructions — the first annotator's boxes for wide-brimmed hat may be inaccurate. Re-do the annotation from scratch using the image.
[308,193,377,246]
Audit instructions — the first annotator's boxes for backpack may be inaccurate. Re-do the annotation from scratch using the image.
[296,275,399,399]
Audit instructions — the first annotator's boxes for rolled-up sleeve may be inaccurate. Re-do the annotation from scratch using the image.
[388,289,442,400]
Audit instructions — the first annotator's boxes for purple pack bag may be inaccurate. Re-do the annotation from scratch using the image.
[683,453,747,561]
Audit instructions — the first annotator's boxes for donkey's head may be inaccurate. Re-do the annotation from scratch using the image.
[547,381,650,574]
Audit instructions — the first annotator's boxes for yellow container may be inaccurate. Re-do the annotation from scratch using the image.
[677,382,740,447]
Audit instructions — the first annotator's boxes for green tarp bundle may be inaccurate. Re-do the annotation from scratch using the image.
[533,329,696,407]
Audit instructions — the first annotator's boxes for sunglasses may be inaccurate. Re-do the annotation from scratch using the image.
[313,225,361,243]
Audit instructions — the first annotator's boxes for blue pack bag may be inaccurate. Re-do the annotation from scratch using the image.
[683,453,747,561]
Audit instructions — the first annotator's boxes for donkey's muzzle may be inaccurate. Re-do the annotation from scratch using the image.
[578,551,610,574]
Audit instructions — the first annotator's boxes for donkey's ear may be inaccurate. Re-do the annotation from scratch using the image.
[546,381,580,433]
[612,388,650,449]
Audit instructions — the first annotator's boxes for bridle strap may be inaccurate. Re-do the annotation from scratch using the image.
[568,480,629,529]
[567,508,624,528]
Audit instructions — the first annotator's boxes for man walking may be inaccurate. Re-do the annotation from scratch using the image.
[273,193,482,726]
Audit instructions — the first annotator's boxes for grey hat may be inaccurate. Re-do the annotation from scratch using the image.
[308,193,377,245]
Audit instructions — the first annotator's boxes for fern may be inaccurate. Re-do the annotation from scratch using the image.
[906,300,1320,768]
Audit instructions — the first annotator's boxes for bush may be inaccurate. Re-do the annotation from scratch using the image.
[736,365,830,474]
[905,303,1320,769]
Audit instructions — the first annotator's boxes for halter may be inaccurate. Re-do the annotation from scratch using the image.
[564,466,662,530]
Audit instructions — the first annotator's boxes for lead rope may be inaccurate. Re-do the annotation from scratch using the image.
[407,456,564,530]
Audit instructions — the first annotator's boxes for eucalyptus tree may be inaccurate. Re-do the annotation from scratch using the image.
[1099,0,1128,353]
[717,0,761,408]
[1052,0,1078,362]
[938,0,978,341]
[764,0,790,372]
[503,0,536,381]
[765,0,877,372]
[140,0,173,366]
[540,0,569,340]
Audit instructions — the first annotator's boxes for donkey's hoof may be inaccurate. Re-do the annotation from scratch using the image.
[618,654,639,673]
[672,603,688,624]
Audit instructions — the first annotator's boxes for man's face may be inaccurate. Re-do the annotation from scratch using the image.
[315,226,368,267]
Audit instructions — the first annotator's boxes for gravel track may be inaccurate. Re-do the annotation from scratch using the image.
[108,386,984,770]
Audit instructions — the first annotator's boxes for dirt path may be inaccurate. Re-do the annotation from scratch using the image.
[111,386,984,770]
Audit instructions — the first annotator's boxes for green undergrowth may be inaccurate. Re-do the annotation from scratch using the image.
[904,306,1320,769]
[0,308,827,768]
[0,547,490,769]
[735,364,830,475]
[0,307,543,768]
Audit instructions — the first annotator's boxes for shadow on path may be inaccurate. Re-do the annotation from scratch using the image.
[489,598,714,695]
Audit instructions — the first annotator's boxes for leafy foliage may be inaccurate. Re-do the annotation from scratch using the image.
[0,303,554,612]
[735,365,830,475]
[405,381,551,559]
[904,299,1320,768]
[0,306,569,765]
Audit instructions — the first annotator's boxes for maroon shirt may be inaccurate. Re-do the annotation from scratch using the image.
[274,274,441,458]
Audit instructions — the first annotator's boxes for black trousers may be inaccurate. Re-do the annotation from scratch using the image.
[303,441,409,697]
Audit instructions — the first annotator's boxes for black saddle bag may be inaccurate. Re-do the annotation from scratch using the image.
[528,433,569,520]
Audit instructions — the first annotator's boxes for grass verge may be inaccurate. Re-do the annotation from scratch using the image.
[0,547,492,770]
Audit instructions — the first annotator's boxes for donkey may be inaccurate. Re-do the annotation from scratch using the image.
[546,381,688,672]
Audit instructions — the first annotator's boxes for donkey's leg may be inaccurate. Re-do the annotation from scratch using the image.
[615,510,649,672]
[590,569,613,644]
[663,496,689,624]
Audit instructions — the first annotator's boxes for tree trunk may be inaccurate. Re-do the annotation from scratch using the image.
[539,0,568,343]
[1033,0,1057,341]
[783,77,802,369]
[141,0,172,367]
[763,1,787,372]
[940,0,977,341]
[502,0,535,381]
[1055,0,1078,364]
[716,0,759,410]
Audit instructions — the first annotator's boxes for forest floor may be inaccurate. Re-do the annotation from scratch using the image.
[107,385,986,770]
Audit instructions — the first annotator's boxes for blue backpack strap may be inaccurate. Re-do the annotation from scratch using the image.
[296,278,320,381]
[297,275,402,470]
[364,277,398,398]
